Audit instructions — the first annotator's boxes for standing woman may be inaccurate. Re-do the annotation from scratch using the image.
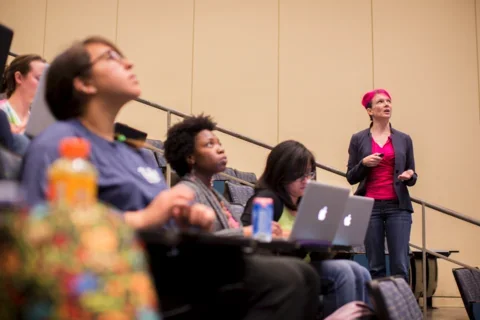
[346,89,417,282]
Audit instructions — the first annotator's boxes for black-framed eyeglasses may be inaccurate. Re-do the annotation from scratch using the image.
[76,50,124,76]
[296,171,316,181]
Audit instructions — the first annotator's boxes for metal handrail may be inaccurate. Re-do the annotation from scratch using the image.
[7,48,474,225]
[139,89,478,320]
[136,98,480,227]
[8,51,476,318]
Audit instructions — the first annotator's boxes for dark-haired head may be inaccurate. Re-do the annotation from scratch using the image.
[1,54,46,102]
[45,36,140,121]
[258,140,316,211]
[164,115,227,179]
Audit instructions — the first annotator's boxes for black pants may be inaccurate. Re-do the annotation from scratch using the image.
[146,240,319,320]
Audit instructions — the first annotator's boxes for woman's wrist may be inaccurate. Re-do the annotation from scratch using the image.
[124,209,147,230]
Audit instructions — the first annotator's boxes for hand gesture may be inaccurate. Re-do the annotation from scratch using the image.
[271,221,283,238]
[137,184,215,231]
[362,153,383,167]
[398,169,414,181]
[324,301,373,320]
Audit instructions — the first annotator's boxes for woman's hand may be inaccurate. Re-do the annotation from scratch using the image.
[362,153,383,167]
[398,169,414,181]
[242,226,253,237]
[281,229,291,239]
[324,301,373,320]
[125,184,215,230]
[243,222,283,238]
[272,222,283,238]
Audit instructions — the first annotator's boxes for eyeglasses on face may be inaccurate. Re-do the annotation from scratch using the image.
[76,50,124,76]
[296,171,316,181]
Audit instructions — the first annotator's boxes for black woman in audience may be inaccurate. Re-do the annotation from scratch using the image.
[164,116,373,319]
[20,36,323,320]
[242,140,372,318]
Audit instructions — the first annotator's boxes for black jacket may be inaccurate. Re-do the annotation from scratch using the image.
[242,189,284,226]
[346,126,417,212]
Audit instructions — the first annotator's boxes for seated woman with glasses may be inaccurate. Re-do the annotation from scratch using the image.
[163,114,320,319]
[20,36,323,320]
[164,116,373,319]
[242,140,372,318]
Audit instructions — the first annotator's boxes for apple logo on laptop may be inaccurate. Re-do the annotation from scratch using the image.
[317,206,328,221]
[344,214,352,227]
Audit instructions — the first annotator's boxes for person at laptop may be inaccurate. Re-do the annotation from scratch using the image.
[0,54,47,154]
[242,140,372,318]
[163,115,373,320]
[20,36,322,320]
[346,89,417,283]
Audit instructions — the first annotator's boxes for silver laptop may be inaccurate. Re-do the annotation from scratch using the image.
[290,181,350,245]
[25,64,55,138]
[333,195,374,246]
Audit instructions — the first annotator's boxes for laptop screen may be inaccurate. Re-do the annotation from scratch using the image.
[25,64,55,138]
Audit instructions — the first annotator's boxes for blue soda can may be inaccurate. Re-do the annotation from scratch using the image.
[252,197,273,242]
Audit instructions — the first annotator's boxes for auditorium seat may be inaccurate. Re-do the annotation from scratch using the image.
[212,167,238,199]
[142,147,158,168]
[453,268,480,320]
[0,146,22,180]
[225,181,254,207]
[368,276,422,320]
[212,167,237,182]
[233,169,257,185]
[146,138,167,167]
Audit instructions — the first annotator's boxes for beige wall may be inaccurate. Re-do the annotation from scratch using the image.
[2,0,480,305]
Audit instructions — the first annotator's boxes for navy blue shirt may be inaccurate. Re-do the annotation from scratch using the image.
[21,119,168,211]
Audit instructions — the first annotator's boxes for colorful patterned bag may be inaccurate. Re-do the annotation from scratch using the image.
[0,203,161,320]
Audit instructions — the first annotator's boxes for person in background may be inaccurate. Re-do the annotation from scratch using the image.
[346,89,417,283]
[0,54,47,154]
[241,140,372,318]
[163,114,319,319]
[164,115,283,238]
[20,36,325,320]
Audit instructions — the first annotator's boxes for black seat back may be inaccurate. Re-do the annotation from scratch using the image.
[453,267,480,320]
[368,276,422,320]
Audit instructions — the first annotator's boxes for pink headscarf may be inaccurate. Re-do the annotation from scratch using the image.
[361,89,391,108]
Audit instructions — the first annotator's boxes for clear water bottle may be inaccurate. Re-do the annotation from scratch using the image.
[252,197,273,242]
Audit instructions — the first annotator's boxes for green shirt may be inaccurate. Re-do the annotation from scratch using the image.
[278,207,310,262]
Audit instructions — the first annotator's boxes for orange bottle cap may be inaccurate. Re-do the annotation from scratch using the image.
[58,137,90,159]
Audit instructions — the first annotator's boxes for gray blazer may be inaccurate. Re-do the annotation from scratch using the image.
[346,126,417,212]
[179,175,244,237]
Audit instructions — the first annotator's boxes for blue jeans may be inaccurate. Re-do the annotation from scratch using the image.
[364,200,412,282]
[310,259,371,317]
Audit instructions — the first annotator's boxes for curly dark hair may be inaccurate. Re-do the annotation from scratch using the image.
[164,114,217,177]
